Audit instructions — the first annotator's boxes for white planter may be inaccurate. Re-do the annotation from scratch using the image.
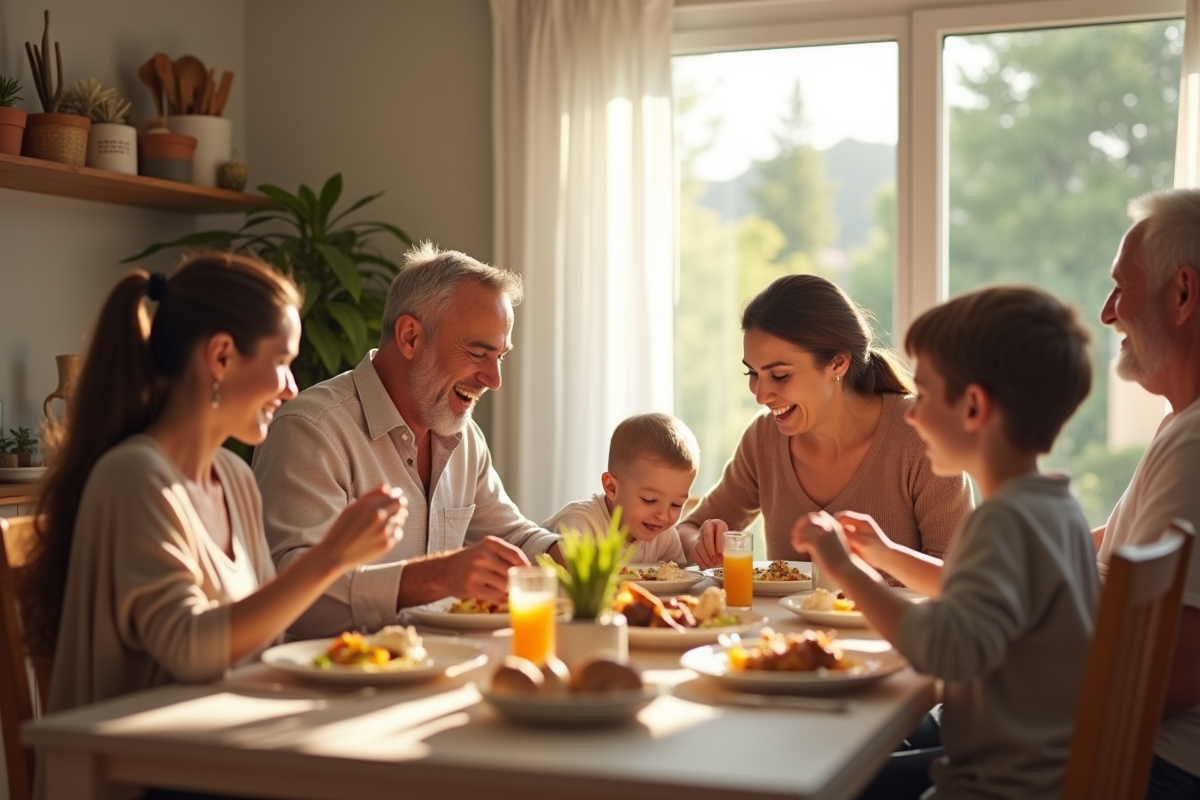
[555,613,628,673]
[166,115,232,187]
[86,123,138,174]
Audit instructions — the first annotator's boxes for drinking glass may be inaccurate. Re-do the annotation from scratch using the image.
[508,566,558,666]
[723,531,754,609]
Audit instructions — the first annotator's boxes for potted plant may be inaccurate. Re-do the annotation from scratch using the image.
[0,75,26,156]
[22,10,90,165]
[9,428,37,467]
[61,78,136,175]
[537,509,633,669]
[125,173,412,391]
[0,435,16,469]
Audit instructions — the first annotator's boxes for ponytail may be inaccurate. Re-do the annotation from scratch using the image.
[853,349,914,396]
[24,271,162,663]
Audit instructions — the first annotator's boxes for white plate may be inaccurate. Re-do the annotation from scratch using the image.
[626,610,768,649]
[702,561,814,596]
[261,636,488,685]
[406,600,513,631]
[0,467,46,484]
[619,563,705,595]
[778,593,867,628]
[481,684,667,727]
[680,642,905,695]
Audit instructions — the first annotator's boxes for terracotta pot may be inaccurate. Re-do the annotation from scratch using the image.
[138,132,196,182]
[22,112,91,165]
[0,106,27,156]
[16,452,32,468]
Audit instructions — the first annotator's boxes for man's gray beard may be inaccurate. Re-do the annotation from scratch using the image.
[1114,311,1169,386]
[410,349,471,436]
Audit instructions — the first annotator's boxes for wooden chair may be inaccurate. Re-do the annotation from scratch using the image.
[0,515,49,800]
[1062,519,1196,800]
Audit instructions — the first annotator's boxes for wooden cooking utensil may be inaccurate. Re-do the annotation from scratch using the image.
[211,70,234,117]
[137,58,163,117]
[174,55,207,115]
[153,52,179,115]
[199,67,215,115]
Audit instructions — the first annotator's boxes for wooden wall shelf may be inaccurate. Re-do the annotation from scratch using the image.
[0,152,271,214]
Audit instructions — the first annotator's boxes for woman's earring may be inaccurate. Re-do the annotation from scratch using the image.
[211,381,222,410]
[835,374,841,383]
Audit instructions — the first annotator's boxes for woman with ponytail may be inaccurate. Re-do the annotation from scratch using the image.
[682,274,973,577]
[23,253,407,718]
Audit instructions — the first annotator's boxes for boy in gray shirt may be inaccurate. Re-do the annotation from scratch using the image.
[793,286,1099,800]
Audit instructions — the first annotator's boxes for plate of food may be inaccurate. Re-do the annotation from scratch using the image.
[406,597,513,631]
[701,559,813,596]
[778,589,866,627]
[0,467,47,484]
[262,627,488,685]
[618,561,705,595]
[481,654,667,727]
[613,583,767,648]
[680,628,905,695]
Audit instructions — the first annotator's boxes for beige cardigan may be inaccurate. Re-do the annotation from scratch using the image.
[48,435,276,713]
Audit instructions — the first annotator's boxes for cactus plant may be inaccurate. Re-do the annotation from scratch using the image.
[24,10,64,113]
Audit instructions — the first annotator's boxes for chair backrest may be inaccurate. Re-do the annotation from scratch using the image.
[0,515,48,800]
[1062,519,1196,800]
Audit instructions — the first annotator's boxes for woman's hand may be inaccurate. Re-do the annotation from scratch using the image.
[693,518,729,569]
[318,484,407,571]
[790,511,854,579]
[834,511,894,569]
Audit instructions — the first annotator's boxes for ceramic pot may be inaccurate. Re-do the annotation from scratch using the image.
[86,122,137,174]
[139,132,196,182]
[555,613,628,673]
[21,112,91,165]
[166,115,232,187]
[43,354,82,423]
[0,107,27,156]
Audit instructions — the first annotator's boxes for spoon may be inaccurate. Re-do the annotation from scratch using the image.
[137,58,162,117]
[211,70,234,116]
[152,52,179,115]
[174,55,207,114]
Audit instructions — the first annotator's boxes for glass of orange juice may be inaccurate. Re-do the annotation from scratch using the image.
[508,566,558,666]
[723,531,754,609]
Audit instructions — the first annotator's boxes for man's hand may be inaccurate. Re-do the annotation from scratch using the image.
[442,536,530,604]
[835,511,894,570]
[791,511,854,580]
[693,519,729,569]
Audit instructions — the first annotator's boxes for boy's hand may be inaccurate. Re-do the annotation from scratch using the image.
[791,511,854,579]
[834,511,894,569]
[693,518,729,569]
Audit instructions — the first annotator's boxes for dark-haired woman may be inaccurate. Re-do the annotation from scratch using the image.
[683,274,973,573]
[24,254,407,719]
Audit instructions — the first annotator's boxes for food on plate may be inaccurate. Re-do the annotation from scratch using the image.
[620,561,690,581]
[799,588,857,612]
[449,597,510,614]
[756,560,810,582]
[312,625,429,671]
[727,627,860,672]
[490,655,644,697]
[611,583,741,630]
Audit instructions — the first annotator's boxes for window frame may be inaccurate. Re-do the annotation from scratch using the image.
[672,0,1186,337]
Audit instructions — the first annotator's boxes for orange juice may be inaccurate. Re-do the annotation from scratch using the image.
[509,593,557,666]
[723,549,754,609]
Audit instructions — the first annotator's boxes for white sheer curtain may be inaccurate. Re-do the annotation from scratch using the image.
[1178,0,1200,188]
[489,0,675,523]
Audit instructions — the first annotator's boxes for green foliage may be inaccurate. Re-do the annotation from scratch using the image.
[0,435,13,455]
[124,174,413,391]
[9,428,37,453]
[0,76,21,107]
[536,507,634,620]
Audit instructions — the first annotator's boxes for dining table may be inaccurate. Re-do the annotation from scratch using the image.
[23,578,938,800]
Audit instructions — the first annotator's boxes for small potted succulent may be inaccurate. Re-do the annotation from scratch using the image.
[9,428,37,468]
[538,509,633,669]
[62,78,136,174]
[0,75,26,156]
[22,10,90,165]
[0,435,17,470]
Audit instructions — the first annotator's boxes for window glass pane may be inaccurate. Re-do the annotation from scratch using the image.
[672,43,899,547]
[944,20,1183,525]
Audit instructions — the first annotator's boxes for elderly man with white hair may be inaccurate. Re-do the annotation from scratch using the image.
[1096,189,1200,799]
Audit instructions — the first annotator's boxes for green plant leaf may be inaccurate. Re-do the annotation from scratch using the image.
[537,507,633,619]
[348,221,414,245]
[256,184,310,223]
[316,174,343,233]
[299,277,323,318]
[326,301,368,352]
[327,190,385,228]
[315,243,362,301]
[303,317,343,376]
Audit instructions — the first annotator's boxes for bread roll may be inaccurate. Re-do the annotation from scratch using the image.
[571,657,642,693]
[490,656,544,696]
[541,656,572,695]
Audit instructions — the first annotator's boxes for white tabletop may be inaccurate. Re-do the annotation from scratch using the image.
[24,590,937,800]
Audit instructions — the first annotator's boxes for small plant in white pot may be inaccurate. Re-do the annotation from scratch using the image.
[62,78,135,174]
[0,76,27,156]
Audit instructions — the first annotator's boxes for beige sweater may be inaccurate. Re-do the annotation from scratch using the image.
[682,393,973,561]
[48,436,276,713]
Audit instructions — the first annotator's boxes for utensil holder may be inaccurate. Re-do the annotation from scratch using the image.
[167,115,231,188]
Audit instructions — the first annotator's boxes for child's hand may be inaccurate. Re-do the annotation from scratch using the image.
[834,511,894,568]
[790,511,853,577]
[693,518,729,569]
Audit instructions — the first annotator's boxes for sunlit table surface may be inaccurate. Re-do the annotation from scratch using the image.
[23,582,937,800]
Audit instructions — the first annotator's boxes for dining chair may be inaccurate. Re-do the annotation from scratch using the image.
[1062,519,1195,800]
[0,515,49,800]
